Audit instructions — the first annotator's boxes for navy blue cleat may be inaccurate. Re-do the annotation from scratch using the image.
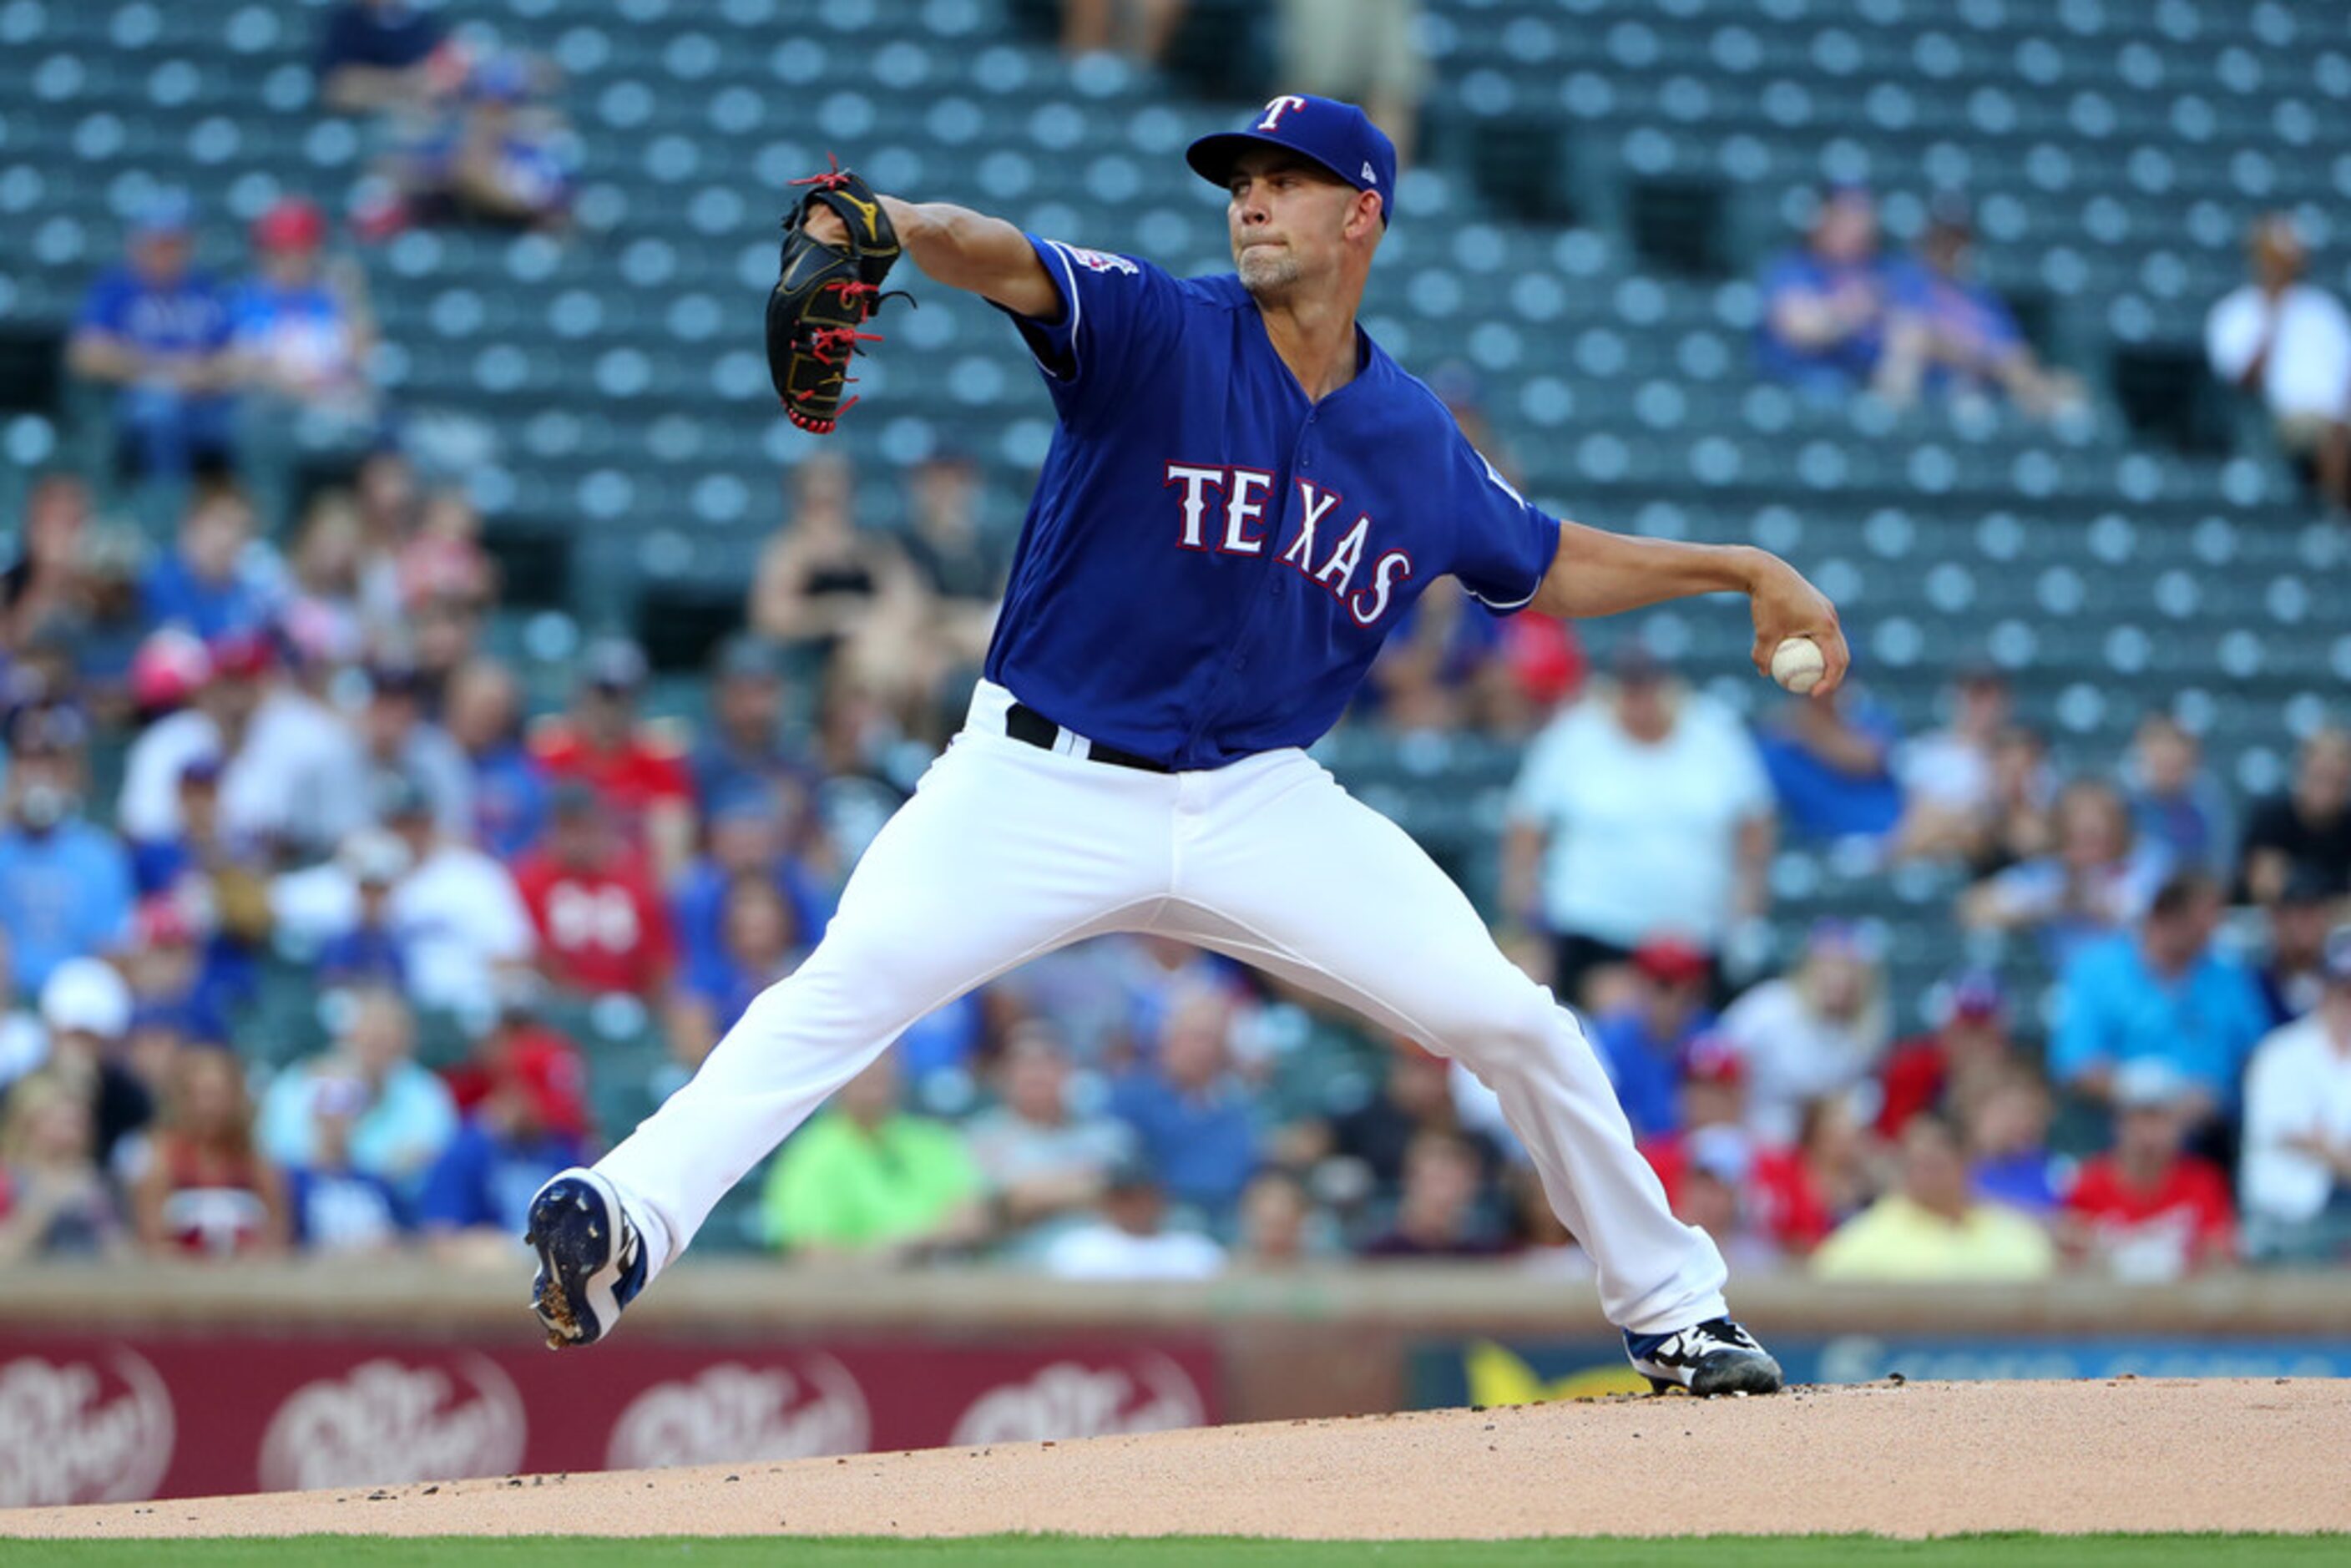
[1624,1317,1784,1397]
[525,1168,647,1350]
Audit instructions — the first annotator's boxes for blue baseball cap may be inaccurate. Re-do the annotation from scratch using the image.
[1186,94,1397,227]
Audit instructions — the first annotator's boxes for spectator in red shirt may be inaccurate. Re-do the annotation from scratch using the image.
[1639,1035,1837,1257]
[528,637,695,881]
[512,781,675,999]
[1875,971,2019,1139]
[440,974,591,1144]
[2060,1059,2236,1281]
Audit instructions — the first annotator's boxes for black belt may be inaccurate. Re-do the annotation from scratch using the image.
[1005,703,1173,773]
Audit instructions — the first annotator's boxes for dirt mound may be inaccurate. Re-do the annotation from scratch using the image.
[5,1378,2343,1540]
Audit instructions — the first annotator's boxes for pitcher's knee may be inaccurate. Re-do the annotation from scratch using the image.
[1430,981,1575,1073]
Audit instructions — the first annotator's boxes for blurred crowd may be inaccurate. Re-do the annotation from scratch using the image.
[5,3,2351,1285]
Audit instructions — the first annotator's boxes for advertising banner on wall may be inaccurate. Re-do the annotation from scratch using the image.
[0,1332,1218,1507]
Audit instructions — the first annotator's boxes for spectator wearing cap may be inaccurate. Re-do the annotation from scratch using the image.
[2239,927,2351,1263]
[1753,679,1906,850]
[2206,213,2351,515]
[1891,668,2010,866]
[258,987,456,1200]
[119,627,368,859]
[416,1015,590,1263]
[1650,1123,1790,1273]
[2122,711,2232,878]
[2237,727,2351,908]
[316,0,461,115]
[1876,198,2084,420]
[1756,185,1899,402]
[139,482,273,646]
[0,706,134,994]
[528,635,697,882]
[442,658,548,861]
[355,657,472,840]
[2059,1060,2236,1281]
[368,771,535,1016]
[1501,643,1774,1008]
[1811,1114,2055,1282]
[1640,1043,1839,1260]
[691,639,822,844]
[1039,1153,1228,1281]
[230,197,382,534]
[0,1070,129,1262]
[963,1023,1136,1258]
[118,894,237,1047]
[281,1069,413,1255]
[316,828,412,990]
[1716,923,1890,1146]
[2257,867,2341,1029]
[759,1052,988,1262]
[511,781,675,1000]
[128,751,273,1018]
[1873,972,2017,1140]
[22,959,153,1182]
[664,873,806,1070]
[66,191,239,498]
[130,1047,290,1259]
[1961,778,2171,969]
[1588,938,1718,1141]
[1963,1067,2060,1216]
[385,53,574,235]
[2050,872,2268,1129]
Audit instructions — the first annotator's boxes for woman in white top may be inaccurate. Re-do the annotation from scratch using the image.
[1501,643,1777,1009]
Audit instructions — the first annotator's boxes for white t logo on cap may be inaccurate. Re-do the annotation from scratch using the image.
[1256,95,1309,131]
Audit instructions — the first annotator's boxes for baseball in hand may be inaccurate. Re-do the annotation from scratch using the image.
[1770,636,1826,695]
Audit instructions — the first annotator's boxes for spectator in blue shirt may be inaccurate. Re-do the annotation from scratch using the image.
[673,786,831,999]
[442,659,548,861]
[2050,873,2270,1127]
[393,56,574,235]
[283,1070,413,1253]
[1756,185,1898,401]
[1877,200,2085,420]
[67,192,238,486]
[257,987,457,1199]
[2122,711,2232,878]
[0,705,134,994]
[316,0,458,116]
[140,483,270,642]
[1754,684,1906,847]
[230,198,382,534]
[1590,937,1719,1140]
[417,1035,590,1257]
[691,638,823,841]
[1108,992,1261,1227]
[665,873,806,1071]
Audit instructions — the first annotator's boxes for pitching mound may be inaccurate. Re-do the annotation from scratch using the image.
[5,1378,2346,1540]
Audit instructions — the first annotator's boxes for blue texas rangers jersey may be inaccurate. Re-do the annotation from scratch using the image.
[983,236,1562,770]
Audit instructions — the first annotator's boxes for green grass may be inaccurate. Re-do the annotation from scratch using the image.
[7,1535,2345,1567]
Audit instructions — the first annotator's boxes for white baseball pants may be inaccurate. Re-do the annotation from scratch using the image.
[599,680,1730,1334]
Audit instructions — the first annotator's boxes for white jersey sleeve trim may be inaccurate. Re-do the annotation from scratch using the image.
[1020,239,1087,383]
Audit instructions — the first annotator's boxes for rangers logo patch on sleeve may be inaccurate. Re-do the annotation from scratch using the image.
[1060,245,1140,276]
